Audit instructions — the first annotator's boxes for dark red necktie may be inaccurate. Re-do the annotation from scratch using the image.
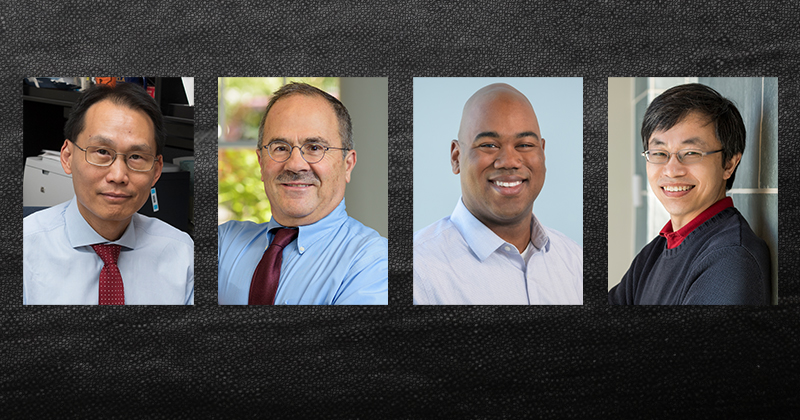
[249,228,298,305]
[92,244,125,305]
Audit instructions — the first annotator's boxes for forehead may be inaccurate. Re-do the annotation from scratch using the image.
[463,94,540,137]
[648,112,719,148]
[81,100,157,149]
[264,94,341,144]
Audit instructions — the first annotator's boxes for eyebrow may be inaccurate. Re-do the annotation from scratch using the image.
[86,135,154,153]
[649,136,706,148]
[473,131,539,142]
[268,137,332,147]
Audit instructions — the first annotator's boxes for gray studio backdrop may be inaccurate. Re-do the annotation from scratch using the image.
[608,77,778,303]
[413,77,583,247]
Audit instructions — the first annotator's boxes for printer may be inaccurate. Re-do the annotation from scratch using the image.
[23,151,73,207]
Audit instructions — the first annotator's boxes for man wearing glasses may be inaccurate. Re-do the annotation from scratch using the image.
[23,83,194,305]
[217,82,388,305]
[413,83,583,305]
[608,83,770,305]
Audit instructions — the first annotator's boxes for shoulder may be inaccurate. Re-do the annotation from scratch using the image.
[542,226,582,257]
[218,219,267,244]
[695,209,769,263]
[23,201,69,238]
[413,216,460,251]
[132,213,193,247]
[340,216,388,252]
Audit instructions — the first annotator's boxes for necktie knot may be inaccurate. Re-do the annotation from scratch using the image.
[271,228,299,249]
[92,244,121,265]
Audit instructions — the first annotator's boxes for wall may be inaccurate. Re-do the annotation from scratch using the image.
[607,78,635,289]
[341,78,389,238]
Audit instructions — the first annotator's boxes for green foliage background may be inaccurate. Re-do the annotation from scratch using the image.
[218,149,271,224]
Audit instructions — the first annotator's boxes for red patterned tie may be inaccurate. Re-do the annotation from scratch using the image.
[248,228,298,305]
[92,244,125,305]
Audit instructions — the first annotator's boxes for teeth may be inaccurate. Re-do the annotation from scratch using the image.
[663,185,692,192]
[494,181,522,188]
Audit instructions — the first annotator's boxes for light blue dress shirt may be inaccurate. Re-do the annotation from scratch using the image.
[24,197,194,305]
[218,200,388,305]
[413,199,583,305]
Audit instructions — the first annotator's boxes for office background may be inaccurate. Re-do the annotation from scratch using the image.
[2,1,799,417]
[608,77,778,304]
[22,77,195,235]
[218,77,388,238]
[413,77,583,246]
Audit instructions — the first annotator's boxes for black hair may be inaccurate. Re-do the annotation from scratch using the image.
[64,82,166,156]
[257,82,353,157]
[641,83,745,190]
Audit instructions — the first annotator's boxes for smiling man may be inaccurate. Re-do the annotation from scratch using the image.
[23,83,194,305]
[413,83,583,305]
[217,82,388,305]
[608,83,770,305]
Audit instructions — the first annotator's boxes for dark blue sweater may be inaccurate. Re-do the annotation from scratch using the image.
[609,207,771,305]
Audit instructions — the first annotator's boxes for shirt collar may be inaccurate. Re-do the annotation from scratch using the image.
[450,198,550,262]
[659,196,733,249]
[266,199,348,255]
[65,196,137,249]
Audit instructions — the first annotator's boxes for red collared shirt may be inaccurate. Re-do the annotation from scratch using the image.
[659,197,734,249]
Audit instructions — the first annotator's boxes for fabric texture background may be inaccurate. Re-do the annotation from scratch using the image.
[1,0,798,417]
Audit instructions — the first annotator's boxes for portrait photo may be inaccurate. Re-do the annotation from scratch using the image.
[413,77,583,305]
[217,77,389,305]
[22,77,195,305]
[608,77,778,305]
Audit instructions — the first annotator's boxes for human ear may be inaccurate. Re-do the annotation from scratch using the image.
[151,156,163,186]
[450,140,461,175]
[60,140,73,175]
[344,150,357,183]
[723,152,742,179]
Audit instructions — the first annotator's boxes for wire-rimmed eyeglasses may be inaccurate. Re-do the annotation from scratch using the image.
[261,141,350,164]
[72,142,158,172]
[642,149,723,165]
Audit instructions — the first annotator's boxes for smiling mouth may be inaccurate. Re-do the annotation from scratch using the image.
[662,185,694,192]
[493,180,524,188]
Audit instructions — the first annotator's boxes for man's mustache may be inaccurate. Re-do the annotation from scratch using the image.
[276,171,319,184]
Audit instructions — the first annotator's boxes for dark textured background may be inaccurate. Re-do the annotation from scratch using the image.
[2,1,798,418]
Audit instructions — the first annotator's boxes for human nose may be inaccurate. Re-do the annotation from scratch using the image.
[283,145,311,171]
[105,153,130,183]
[493,145,522,169]
[661,152,687,177]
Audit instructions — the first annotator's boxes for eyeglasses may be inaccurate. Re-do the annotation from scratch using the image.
[72,143,158,172]
[642,149,723,165]
[261,141,350,164]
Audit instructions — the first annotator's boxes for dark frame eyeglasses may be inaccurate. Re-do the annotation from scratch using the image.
[261,141,350,164]
[642,149,723,165]
[72,142,158,172]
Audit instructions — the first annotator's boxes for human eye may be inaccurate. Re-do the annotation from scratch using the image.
[649,150,668,158]
[682,150,702,156]
[516,143,536,150]
[477,143,498,149]
[270,142,289,152]
[93,147,113,156]
[127,153,144,161]
[305,143,324,152]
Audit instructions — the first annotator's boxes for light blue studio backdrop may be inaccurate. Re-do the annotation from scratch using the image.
[413,78,583,247]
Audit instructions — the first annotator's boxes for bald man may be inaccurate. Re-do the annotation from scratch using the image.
[413,83,583,305]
